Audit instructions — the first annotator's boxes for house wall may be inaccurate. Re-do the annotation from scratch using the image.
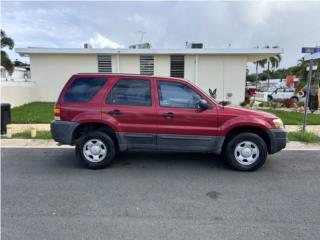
[117,55,140,74]
[184,55,197,83]
[154,55,170,76]
[1,81,38,107]
[196,55,247,104]
[19,53,246,105]
[30,54,97,101]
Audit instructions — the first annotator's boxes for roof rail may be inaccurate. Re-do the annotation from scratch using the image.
[77,73,151,75]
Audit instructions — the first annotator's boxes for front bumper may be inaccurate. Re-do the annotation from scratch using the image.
[266,128,288,154]
[50,120,79,145]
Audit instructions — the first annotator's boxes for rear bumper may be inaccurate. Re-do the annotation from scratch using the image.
[50,120,79,145]
[267,128,288,154]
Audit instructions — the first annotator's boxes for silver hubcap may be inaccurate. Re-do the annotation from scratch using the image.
[234,141,260,165]
[83,139,107,162]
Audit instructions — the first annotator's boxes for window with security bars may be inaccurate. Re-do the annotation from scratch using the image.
[170,55,184,78]
[140,55,154,75]
[98,55,112,73]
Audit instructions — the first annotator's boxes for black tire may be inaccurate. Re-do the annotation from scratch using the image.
[267,95,273,101]
[75,131,116,169]
[291,96,299,102]
[223,132,268,171]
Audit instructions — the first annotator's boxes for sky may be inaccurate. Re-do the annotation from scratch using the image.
[1,1,320,73]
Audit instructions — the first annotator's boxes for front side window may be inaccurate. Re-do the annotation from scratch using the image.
[106,79,151,106]
[64,77,106,102]
[157,81,202,108]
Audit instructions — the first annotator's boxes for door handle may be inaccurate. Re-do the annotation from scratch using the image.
[108,110,123,116]
[162,112,175,118]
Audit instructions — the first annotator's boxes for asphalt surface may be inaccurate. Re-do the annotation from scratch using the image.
[2,148,320,240]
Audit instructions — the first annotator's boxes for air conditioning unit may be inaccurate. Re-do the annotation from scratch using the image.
[83,43,92,48]
[129,42,152,49]
[186,42,204,49]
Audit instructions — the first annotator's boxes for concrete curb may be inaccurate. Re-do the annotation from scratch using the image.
[1,139,319,150]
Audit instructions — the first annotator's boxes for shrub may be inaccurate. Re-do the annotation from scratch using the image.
[240,101,247,107]
[281,99,297,108]
[288,131,320,143]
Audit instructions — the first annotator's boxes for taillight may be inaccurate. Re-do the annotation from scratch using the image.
[54,103,61,120]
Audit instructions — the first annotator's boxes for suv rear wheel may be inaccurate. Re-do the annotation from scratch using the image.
[223,132,267,171]
[75,131,116,169]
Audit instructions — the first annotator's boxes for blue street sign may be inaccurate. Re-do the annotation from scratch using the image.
[302,47,320,53]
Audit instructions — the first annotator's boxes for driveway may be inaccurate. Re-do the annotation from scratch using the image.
[2,148,320,240]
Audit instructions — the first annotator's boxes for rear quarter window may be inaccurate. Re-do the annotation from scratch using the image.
[64,77,106,102]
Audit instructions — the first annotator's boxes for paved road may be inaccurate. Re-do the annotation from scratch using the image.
[2,148,320,240]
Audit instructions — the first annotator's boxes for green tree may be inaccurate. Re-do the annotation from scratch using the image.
[1,30,15,74]
[264,45,282,87]
[294,57,320,93]
[255,58,267,82]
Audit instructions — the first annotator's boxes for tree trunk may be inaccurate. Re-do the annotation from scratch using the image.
[267,60,270,89]
[255,62,259,89]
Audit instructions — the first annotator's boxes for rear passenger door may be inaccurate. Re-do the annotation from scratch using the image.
[102,77,157,150]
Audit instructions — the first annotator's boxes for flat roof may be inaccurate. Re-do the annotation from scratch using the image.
[15,47,283,62]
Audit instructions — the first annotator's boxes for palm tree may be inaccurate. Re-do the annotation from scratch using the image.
[264,45,282,88]
[294,57,320,93]
[255,58,267,81]
[1,29,15,75]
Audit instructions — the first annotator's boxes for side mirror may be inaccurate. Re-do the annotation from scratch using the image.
[197,99,210,109]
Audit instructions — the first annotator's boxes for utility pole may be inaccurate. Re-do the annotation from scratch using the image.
[303,59,313,131]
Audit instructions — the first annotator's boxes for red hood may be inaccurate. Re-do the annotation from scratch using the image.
[221,106,278,120]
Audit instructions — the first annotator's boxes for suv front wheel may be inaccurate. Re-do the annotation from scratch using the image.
[75,131,116,169]
[223,132,268,171]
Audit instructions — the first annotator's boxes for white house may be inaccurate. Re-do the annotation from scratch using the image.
[7,47,283,106]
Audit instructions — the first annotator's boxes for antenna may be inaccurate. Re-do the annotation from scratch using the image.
[136,31,146,43]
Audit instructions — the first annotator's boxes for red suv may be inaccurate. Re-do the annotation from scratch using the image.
[51,74,287,171]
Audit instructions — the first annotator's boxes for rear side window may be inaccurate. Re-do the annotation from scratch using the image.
[106,79,151,106]
[64,77,106,102]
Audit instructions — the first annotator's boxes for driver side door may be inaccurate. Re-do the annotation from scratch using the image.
[155,79,219,152]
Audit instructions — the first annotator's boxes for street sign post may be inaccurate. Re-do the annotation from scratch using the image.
[303,59,313,132]
[301,47,320,132]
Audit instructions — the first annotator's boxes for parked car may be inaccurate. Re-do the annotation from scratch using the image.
[51,74,287,171]
[267,88,299,102]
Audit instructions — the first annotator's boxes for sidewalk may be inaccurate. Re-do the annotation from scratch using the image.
[1,138,319,150]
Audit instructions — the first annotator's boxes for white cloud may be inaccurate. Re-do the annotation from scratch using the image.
[126,14,150,29]
[88,33,125,48]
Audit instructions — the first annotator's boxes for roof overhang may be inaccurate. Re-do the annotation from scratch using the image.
[15,47,283,62]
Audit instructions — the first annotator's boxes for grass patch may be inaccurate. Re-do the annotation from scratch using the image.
[259,109,320,125]
[10,130,52,139]
[288,131,320,143]
[11,102,54,123]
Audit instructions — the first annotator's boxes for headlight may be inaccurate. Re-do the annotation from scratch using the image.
[273,118,284,128]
